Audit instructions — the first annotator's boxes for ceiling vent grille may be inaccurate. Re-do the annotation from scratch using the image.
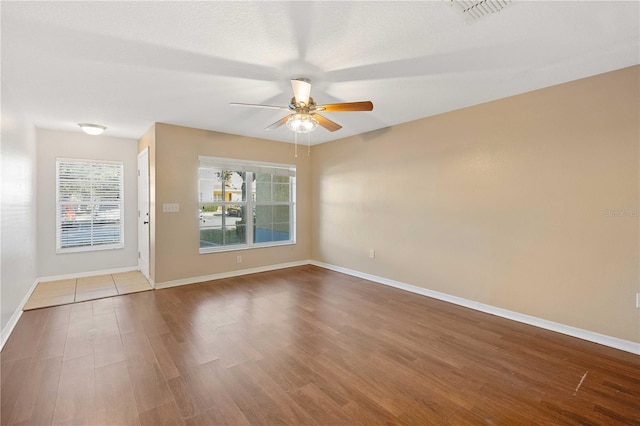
[450,0,512,21]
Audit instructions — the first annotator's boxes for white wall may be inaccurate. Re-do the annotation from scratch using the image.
[1,81,38,341]
[36,129,139,278]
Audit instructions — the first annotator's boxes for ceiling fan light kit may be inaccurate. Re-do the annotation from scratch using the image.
[286,113,318,133]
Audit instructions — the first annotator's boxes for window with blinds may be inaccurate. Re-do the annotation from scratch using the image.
[56,158,124,253]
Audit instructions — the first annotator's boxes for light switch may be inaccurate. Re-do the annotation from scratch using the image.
[163,203,180,213]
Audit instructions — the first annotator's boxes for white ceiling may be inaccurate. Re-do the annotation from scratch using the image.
[2,1,638,145]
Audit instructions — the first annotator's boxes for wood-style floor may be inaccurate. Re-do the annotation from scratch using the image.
[1,265,638,425]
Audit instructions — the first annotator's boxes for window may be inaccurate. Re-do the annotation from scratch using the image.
[56,158,124,253]
[198,156,296,253]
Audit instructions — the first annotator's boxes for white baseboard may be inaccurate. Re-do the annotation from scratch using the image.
[154,260,310,290]
[310,260,640,356]
[38,266,139,283]
[1,278,39,352]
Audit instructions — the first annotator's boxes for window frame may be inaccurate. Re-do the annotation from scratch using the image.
[55,157,125,253]
[198,156,296,254]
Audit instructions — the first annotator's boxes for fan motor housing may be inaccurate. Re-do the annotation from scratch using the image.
[290,96,316,111]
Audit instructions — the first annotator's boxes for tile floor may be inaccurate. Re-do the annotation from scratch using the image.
[24,271,152,310]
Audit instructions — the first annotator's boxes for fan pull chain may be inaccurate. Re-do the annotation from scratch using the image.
[307,132,311,156]
[294,131,298,158]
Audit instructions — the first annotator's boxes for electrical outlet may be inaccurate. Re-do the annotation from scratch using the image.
[636,293,640,309]
[369,249,375,259]
[236,255,242,264]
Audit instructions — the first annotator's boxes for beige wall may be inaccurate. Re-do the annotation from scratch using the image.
[142,123,310,284]
[311,66,640,343]
[37,129,139,277]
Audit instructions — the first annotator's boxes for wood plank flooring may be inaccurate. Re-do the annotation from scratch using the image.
[2,265,639,425]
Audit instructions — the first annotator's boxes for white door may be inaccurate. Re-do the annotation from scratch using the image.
[137,148,150,282]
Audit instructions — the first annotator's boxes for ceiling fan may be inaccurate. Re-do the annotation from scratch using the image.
[230,78,373,133]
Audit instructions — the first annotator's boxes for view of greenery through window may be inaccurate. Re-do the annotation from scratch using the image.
[198,157,295,253]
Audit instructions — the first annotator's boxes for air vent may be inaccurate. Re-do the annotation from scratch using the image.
[450,0,512,21]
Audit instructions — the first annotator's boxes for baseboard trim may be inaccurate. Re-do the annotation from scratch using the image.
[1,278,39,352]
[310,260,640,356]
[154,260,310,290]
[38,266,139,283]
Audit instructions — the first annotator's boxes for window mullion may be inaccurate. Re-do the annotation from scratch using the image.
[247,172,254,246]
[221,174,226,245]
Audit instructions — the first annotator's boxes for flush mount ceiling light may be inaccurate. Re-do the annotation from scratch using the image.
[78,123,107,135]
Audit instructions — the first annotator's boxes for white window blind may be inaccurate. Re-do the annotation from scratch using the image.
[56,158,124,253]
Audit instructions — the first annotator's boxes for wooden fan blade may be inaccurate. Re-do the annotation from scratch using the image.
[230,102,291,111]
[314,114,342,132]
[265,115,292,130]
[315,101,373,112]
[291,78,311,105]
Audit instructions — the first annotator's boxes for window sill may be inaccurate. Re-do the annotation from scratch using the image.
[199,241,295,255]
[56,244,124,254]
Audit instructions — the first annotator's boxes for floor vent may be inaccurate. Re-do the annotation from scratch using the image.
[450,0,512,21]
